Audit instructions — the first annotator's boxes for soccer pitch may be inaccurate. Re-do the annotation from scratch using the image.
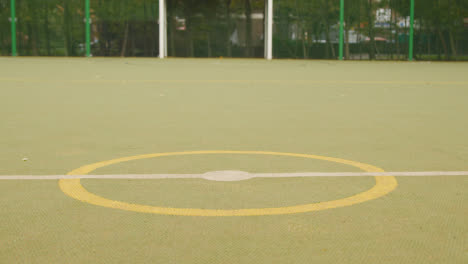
[0,58,467,263]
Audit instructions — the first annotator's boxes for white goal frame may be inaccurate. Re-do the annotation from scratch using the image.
[159,0,273,59]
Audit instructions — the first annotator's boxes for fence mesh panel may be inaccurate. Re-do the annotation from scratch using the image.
[15,0,85,56]
[167,0,264,58]
[91,0,159,57]
[413,0,468,61]
[344,0,410,60]
[273,0,340,59]
[1,0,467,60]
[0,0,11,55]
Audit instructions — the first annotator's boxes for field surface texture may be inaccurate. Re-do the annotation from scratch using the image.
[0,58,467,263]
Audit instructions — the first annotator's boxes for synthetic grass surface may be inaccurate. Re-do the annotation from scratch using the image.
[1,58,468,175]
[0,58,467,263]
[82,177,376,209]
[1,177,467,263]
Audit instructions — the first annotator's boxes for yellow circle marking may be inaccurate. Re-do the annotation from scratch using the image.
[59,151,397,216]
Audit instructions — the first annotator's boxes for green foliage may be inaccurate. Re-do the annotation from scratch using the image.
[0,0,467,59]
[168,0,265,57]
[11,0,85,56]
[0,0,11,55]
[275,0,468,60]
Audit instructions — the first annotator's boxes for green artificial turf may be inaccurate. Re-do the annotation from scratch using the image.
[0,58,467,263]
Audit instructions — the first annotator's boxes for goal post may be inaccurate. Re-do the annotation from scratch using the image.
[265,0,273,60]
[159,0,167,58]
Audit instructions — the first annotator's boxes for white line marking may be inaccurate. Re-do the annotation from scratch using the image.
[1,171,468,180]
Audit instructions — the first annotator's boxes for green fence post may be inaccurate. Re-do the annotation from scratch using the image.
[339,0,344,60]
[85,0,91,57]
[409,0,414,61]
[10,0,17,56]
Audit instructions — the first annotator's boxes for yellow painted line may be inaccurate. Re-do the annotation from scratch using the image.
[1,77,467,85]
[59,151,397,216]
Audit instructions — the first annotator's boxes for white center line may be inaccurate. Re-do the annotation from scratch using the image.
[0,171,468,180]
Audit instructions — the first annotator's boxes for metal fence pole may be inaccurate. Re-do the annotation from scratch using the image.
[339,0,344,60]
[409,0,414,61]
[10,0,17,56]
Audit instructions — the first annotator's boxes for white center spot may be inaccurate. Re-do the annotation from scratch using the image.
[202,170,253,181]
